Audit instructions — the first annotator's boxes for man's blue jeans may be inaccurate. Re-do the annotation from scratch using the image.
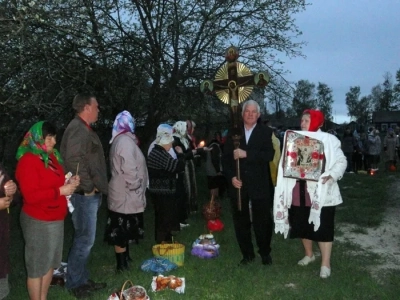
[66,193,101,289]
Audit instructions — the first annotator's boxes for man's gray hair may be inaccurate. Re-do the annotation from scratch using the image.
[242,100,260,116]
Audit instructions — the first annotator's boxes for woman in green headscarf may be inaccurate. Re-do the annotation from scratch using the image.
[15,121,80,300]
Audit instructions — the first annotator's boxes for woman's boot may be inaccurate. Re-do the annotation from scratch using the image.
[125,244,132,263]
[115,252,128,272]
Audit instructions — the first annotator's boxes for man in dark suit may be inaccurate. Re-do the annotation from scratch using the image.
[223,100,275,266]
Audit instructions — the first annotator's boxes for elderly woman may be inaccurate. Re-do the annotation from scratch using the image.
[15,121,80,300]
[105,111,148,272]
[274,110,347,279]
[147,124,195,243]
[0,164,18,300]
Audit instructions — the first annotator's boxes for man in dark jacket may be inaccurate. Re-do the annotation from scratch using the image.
[223,100,275,266]
[60,93,108,298]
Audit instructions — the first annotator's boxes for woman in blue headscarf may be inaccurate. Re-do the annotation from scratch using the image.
[105,111,148,271]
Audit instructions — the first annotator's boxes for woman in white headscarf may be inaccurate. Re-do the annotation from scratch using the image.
[105,110,148,271]
[147,124,194,242]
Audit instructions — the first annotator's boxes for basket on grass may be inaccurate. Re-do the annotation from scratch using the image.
[107,280,149,300]
[152,241,185,267]
[202,194,221,220]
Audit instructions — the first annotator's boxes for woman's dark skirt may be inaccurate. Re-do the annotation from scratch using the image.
[152,193,179,243]
[20,211,64,278]
[104,210,144,247]
[289,205,336,242]
[288,180,336,242]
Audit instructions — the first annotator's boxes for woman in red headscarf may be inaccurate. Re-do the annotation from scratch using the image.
[273,109,347,279]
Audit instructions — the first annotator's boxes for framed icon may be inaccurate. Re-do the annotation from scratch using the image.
[282,130,325,181]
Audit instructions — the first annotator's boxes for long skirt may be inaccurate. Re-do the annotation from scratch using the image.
[20,211,63,278]
[288,181,336,242]
[104,210,144,247]
[152,193,179,243]
[185,160,198,213]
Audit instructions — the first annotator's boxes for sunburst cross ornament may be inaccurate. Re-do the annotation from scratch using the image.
[200,46,270,129]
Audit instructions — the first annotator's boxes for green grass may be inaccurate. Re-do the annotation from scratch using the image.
[6,166,400,299]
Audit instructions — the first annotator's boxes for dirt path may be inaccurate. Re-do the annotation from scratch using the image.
[336,177,400,276]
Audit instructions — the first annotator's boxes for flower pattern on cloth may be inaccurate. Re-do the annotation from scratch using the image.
[16,121,63,167]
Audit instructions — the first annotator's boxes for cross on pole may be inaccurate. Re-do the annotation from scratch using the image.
[200,46,270,210]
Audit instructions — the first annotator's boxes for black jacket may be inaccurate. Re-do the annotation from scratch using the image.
[223,123,274,200]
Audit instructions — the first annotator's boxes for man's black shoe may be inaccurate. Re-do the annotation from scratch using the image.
[238,257,255,266]
[261,254,273,265]
[70,285,92,299]
[86,279,107,291]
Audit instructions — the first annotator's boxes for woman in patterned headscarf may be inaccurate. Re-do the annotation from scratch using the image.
[15,121,80,300]
[105,111,148,271]
[273,109,347,279]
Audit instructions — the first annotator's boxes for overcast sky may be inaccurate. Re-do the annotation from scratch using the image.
[277,0,400,124]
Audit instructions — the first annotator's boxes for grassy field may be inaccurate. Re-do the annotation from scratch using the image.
[6,166,400,299]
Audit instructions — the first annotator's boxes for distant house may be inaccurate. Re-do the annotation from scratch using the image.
[372,111,400,132]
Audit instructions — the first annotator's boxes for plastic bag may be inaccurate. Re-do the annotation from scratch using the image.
[141,257,178,274]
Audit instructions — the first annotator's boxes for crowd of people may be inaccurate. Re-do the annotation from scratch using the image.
[335,126,399,174]
[4,92,398,299]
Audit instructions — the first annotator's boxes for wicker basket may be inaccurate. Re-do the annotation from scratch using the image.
[152,242,185,267]
[120,280,149,300]
[202,194,221,220]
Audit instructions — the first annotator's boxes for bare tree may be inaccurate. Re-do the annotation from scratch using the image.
[1,0,307,152]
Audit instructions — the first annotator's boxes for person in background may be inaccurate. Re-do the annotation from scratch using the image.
[186,120,197,151]
[352,129,363,174]
[172,121,192,227]
[105,111,148,272]
[359,132,369,171]
[0,164,18,300]
[383,127,399,169]
[205,132,226,199]
[15,121,80,300]
[263,120,281,198]
[60,93,108,298]
[223,100,275,266]
[341,128,356,173]
[147,124,194,243]
[274,109,347,279]
[368,129,381,171]
[185,120,199,212]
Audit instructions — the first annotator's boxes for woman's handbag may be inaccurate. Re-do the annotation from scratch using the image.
[148,176,176,195]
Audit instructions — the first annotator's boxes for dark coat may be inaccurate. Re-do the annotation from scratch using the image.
[223,123,274,200]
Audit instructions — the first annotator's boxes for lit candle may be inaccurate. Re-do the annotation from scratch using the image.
[198,140,205,148]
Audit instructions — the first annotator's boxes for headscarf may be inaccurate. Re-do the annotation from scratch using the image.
[16,121,63,167]
[173,121,189,149]
[155,124,174,145]
[110,110,135,143]
[302,109,324,132]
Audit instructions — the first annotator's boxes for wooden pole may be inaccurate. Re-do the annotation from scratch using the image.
[232,133,241,211]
